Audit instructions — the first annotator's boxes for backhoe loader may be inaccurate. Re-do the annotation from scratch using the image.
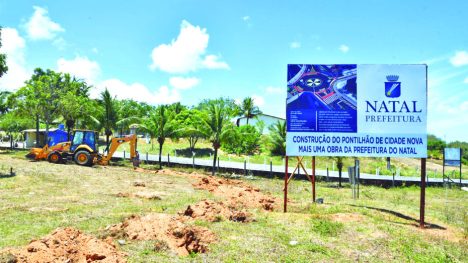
[46,129,139,167]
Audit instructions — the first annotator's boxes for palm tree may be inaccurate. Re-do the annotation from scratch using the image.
[268,121,286,156]
[99,88,118,151]
[336,157,344,187]
[240,97,261,125]
[199,99,235,176]
[141,105,177,169]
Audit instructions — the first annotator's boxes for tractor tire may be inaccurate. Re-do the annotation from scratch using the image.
[47,152,63,164]
[74,150,92,166]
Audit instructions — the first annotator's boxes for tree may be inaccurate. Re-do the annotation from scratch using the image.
[268,121,286,156]
[223,125,261,155]
[173,108,207,151]
[98,88,119,151]
[168,102,186,115]
[141,105,177,169]
[58,74,92,140]
[336,157,344,187]
[115,99,151,136]
[0,90,11,115]
[8,68,54,147]
[198,98,236,176]
[0,27,8,78]
[240,97,261,125]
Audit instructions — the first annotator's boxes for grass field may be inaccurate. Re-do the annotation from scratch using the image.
[0,150,467,262]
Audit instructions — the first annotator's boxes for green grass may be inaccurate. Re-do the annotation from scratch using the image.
[1,152,467,262]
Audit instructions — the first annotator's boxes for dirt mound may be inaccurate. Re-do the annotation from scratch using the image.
[181,199,252,222]
[106,214,216,256]
[2,227,126,262]
[192,175,278,211]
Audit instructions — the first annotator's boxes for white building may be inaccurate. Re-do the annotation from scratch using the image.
[236,113,285,134]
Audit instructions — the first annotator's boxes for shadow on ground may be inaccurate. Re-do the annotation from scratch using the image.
[0,168,16,178]
[349,204,446,230]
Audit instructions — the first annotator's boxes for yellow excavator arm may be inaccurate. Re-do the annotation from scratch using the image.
[97,134,138,165]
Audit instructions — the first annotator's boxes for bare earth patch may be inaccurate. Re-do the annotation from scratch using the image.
[105,213,216,256]
[191,174,278,211]
[415,224,466,243]
[1,227,126,262]
[181,199,253,223]
[330,213,365,223]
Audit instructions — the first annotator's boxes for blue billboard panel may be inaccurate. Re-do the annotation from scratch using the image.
[286,64,428,158]
[444,148,461,167]
[287,64,357,133]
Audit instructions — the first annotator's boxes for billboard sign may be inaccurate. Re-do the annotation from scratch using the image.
[286,64,427,157]
[444,148,461,167]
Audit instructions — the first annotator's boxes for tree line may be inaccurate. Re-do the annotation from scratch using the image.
[0,66,286,175]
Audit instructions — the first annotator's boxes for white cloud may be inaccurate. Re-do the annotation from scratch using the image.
[242,16,250,21]
[55,56,189,105]
[339,44,349,53]
[252,95,265,107]
[56,56,101,84]
[0,28,30,91]
[290,42,301,49]
[169,76,200,90]
[201,54,229,70]
[25,6,64,40]
[94,79,180,105]
[450,51,468,67]
[149,20,229,73]
[265,86,283,94]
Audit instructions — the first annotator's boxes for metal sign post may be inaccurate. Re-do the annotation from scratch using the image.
[420,158,426,228]
[312,156,316,202]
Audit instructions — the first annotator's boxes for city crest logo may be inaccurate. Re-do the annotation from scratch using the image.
[385,75,400,98]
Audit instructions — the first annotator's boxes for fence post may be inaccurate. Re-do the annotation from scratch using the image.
[124,151,126,159]
[146,152,148,163]
[192,156,195,168]
[326,168,329,182]
[167,153,170,166]
[270,161,273,177]
[244,160,247,176]
[217,157,220,172]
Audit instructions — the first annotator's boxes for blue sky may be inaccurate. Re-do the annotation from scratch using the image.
[0,0,467,142]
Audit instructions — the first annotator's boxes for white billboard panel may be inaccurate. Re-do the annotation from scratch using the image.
[286,64,427,157]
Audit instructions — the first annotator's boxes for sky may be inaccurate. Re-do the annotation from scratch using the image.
[0,0,467,142]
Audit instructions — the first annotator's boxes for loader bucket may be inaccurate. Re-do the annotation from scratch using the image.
[25,152,38,160]
[25,147,46,160]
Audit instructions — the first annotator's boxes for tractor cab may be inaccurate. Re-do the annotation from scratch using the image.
[70,130,97,152]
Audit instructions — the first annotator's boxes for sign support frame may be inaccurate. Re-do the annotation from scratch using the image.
[283,156,316,212]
